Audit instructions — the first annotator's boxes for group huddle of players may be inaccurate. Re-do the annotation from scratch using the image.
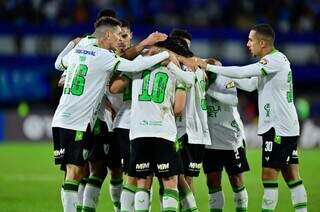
[52,8,308,212]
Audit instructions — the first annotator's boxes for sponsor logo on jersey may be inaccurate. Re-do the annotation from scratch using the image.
[157,163,169,171]
[136,162,150,170]
[189,162,202,170]
[75,49,96,56]
[259,58,268,65]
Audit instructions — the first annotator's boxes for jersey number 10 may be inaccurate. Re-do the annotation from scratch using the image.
[138,70,169,104]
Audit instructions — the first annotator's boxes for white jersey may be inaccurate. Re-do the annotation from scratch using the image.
[52,39,117,131]
[207,49,300,136]
[113,74,132,130]
[206,74,245,150]
[176,68,211,145]
[130,65,184,142]
[52,37,170,132]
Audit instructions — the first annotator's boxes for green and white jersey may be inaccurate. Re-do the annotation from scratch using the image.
[52,38,170,132]
[206,74,245,150]
[176,68,211,145]
[207,49,300,136]
[130,65,184,142]
[52,39,117,132]
[113,74,132,130]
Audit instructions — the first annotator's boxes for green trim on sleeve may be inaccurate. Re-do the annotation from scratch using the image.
[121,73,132,81]
[261,68,268,76]
[112,60,121,73]
[176,87,186,91]
[61,59,67,70]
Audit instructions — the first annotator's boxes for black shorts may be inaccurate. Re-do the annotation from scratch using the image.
[178,134,205,177]
[261,128,299,168]
[114,128,130,173]
[87,120,121,169]
[203,146,250,176]
[128,137,180,178]
[52,126,91,169]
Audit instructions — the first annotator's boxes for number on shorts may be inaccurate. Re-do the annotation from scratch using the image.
[265,141,273,152]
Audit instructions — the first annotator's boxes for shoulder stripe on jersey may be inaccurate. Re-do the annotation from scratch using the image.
[261,68,268,76]
[112,60,121,73]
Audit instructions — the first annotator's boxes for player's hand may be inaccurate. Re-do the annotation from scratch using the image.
[72,37,82,45]
[142,31,168,46]
[168,52,181,68]
[179,57,198,71]
[206,58,222,66]
[196,58,207,70]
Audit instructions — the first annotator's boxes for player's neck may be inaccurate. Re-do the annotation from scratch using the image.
[260,46,275,58]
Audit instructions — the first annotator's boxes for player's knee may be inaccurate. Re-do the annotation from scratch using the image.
[262,167,280,181]
[110,167,123,178]
[229,174,243,187]
[185,176,193,187]
[206,174,222,188]
[162,175,178,189]
[66,164,85,180]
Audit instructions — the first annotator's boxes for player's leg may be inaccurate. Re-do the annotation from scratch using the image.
[129,138,153,212]
[281,137,307,212]
[108,131,124,212]
[203,149,224,211]
[225,146,250,212]
[81,120,108,212]
[155,138,180,212]
[77,164,89,212]
[54,127,88,212]
[179,135,203,211]
[115,128,137,212]
[261,128,282,211]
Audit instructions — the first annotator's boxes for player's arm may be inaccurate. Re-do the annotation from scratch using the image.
[203,58,279,79]
[121,32,167,60]
[58,71,67,88]
[207,75,238,106]
[54,37,81,71]
[232,77,258,92]
[116,51,169,72]
[109,73,131,94]
[174,84,187,116]
[167,62,195,88]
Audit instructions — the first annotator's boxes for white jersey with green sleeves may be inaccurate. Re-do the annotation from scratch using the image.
[176,68,211,145]
[52,41,118,132]
[256,50,299,136]
[206,74,245,150]
[129,65,185,142]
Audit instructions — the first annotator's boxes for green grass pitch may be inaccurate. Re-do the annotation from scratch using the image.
[0,142,319,211]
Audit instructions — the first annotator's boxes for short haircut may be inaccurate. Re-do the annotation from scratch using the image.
[170,28,192,41]
[155,36,194,57]
[251,24,275,43]
[120,19,131,29]
[96,9,116,20]
[94,17,121,29]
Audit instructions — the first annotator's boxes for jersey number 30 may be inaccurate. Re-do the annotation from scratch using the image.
[64,64,88,96]
[138,70,168,103]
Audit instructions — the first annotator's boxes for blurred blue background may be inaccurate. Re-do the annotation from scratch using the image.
[0,0,319,146]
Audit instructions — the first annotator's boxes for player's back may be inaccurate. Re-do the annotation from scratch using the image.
[130,65,177,142]
[52,44,117,132]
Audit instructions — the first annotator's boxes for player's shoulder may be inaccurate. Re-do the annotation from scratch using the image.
[260,49,289,66]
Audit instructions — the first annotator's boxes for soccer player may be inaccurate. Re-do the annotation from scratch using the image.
[201,24,307,212]
[203,58,250,211]
[52,16,172,212]
[127,38,191,212]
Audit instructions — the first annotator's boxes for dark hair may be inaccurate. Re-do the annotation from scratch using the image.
[120,19,130,29]
[155,36,193,57]
[96,9,116,20]
[170,28,192,41]
[94,17,121,29]
[251,24,275,43]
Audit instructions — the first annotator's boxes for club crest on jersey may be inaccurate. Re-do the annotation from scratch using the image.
[225,81,235,89]
[259,58,268,65]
